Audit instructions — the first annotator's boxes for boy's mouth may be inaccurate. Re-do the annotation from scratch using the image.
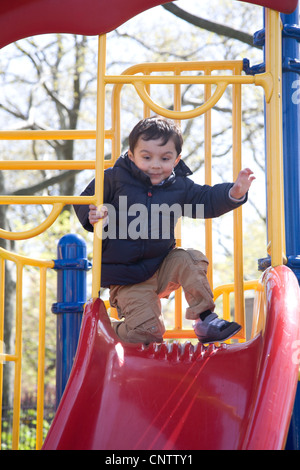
[149,175,163,182]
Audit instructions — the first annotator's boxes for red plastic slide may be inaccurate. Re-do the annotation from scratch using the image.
[0,0,297,49]
[43,265,300,450]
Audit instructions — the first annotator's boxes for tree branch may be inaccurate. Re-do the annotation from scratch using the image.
[9,169,82,196]
[162,3,260,49]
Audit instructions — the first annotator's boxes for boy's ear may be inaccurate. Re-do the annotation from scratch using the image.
[174,154,181,167]
[128,150,134,161]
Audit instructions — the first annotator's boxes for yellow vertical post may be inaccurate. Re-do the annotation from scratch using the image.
[12,263,23,450]
[111,83,122,161]
[204,71,213,289]
[264,9,285,266]
[144,77,151,119]
[232,66,245,332]
[174,67,182,331]
[92,35,106,298]
[0,258,4,449]
[36,266,47,450]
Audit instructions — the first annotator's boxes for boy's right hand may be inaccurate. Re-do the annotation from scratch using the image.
[230,168,255,200]
[88,204,108,226]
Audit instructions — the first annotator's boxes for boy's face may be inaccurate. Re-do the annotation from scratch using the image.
[128,137,181,185]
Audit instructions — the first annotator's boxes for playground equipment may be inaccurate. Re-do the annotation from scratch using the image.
[42,266,300,450]
[0,0,300,450]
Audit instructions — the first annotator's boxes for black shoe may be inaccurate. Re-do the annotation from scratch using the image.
[193,313,241,343]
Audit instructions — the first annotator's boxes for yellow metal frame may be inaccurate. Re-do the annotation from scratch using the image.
[106,56,263,338]
[0,248,54,450]
[165,279,259,341]
[106,279,259,340]
[0,8,285,450]
[264,9,286,266]
[0,21,283,269]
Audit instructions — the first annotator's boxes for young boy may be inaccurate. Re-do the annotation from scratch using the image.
[74,117,255,345]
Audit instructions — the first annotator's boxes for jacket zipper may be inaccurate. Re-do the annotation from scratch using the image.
[139,187,153,258]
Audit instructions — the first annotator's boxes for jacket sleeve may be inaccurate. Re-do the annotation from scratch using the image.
[183,179,248,219]
[73,179,95,232]
[73,168,115,232]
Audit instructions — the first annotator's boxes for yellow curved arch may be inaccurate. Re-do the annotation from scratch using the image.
[0,203,64,240]
[0,246,55,268]
[133,80,228,119]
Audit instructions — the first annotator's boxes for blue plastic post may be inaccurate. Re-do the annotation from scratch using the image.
[52,234,91,408]
[281,6,300,283]
[281,6,300,450]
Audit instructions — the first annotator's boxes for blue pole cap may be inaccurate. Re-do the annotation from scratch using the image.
[57,233,87,260]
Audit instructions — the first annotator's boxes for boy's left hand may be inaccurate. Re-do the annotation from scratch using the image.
[230,168,255,199]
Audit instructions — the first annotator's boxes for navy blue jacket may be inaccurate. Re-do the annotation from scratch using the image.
[74,153,247,287]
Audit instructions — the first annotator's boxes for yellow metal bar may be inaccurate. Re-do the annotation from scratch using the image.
[173,66,182,125]
[36,267,47,450]
[173,69,182,330]
[0,258,4,450]
[0,160,96,170]
[143,82,151,119]
[215,279,259,341]
[0,354,18,362]
[105,73,260,86]
[92,34,106,298]
[251,281,266,339]
[163,280,259,340]
[204,70,213,289]
[105,73,273,102]
[0,129,97,140]
[164,329,196,339]
[0,249,54,449]
[265,9,285,266]
[134,79,228,119]
[0,160,113,172]
[222,291,231,322]
[111,82,122,160]
[0,246,54,268]
[0,129,114,141]
[232,64,245,330]
[12,262,23,450]
[0,204,64,241]
[0,196,93,205]
[121,60,246,75]
[213,279,259,300]
[174,289,182,330]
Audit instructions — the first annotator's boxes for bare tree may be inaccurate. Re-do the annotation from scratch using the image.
[162,3,260,49]
[0,34,96,406]
[0,35,93,210]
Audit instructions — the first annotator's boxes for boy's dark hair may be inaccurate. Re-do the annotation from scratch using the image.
[129,116,183,156]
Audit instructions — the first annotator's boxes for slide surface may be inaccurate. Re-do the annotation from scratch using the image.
[43,265,300,450]
[0,0,296,49]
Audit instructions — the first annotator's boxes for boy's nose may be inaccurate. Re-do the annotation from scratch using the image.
[152,159,161,168]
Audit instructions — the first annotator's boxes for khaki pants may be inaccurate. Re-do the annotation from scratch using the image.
[109,248,215,344]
